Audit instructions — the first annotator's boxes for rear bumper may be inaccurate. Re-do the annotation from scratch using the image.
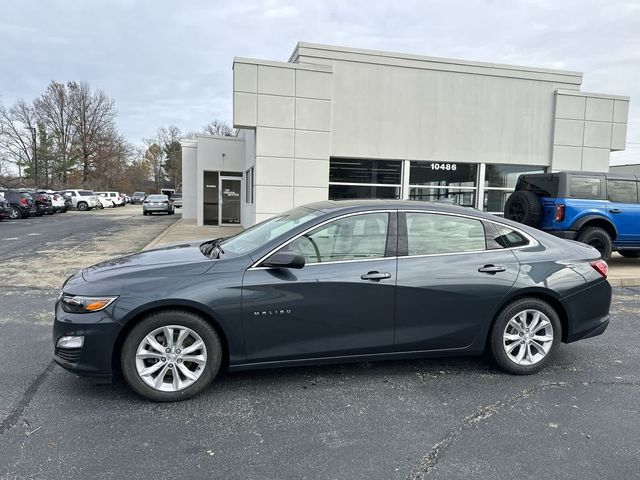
[546,229,577,240]
[563,279,612,343]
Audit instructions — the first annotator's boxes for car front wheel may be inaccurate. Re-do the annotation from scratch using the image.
[490,298,561,375]
[121,310,222,402]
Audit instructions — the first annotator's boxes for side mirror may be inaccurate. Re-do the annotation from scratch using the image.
[262,252,305,269]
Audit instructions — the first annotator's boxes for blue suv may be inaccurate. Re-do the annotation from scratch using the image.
[504,171,640,261]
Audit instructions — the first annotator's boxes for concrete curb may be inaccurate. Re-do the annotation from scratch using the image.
[608,277,640,287]
[143,218,183,251]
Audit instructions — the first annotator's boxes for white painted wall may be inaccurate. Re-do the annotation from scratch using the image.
[180,139,197,220]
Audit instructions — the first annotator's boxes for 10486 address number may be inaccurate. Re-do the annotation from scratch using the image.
[430,163,457,171]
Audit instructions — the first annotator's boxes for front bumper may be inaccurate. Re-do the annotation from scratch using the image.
[53,302,122,377]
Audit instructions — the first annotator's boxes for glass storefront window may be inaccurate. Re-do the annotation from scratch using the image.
[409,187,476,207]
[485,165,545,189]
[330,159,402,185]
[484,190,512,214]
[329,184,400,200]
[409,161,477,187]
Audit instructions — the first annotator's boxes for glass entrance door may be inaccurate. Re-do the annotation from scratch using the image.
[220,177,241,225]
[203,171,219,225]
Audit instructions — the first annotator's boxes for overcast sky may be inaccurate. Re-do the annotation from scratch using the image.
[0,0,638,164]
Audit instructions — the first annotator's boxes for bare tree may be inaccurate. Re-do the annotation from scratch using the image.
[35,81,77,186]
[0,99,39,183]
[200,120,234,137]
[68,81,116,186]
[142,139,165,193]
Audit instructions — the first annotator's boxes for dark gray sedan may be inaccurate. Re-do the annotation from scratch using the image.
[53,200,611,401]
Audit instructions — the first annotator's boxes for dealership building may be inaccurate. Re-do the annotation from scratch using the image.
[181,42,630,227]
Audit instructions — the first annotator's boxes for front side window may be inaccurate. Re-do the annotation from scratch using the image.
[607,180,638,204]
[569,176,603,199]
[282,213,389,264]
[404,213,485,256]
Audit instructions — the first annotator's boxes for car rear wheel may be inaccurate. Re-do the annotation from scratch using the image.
[77,201,88,211]
[576,226,612,261]
[490,298,560,375]
[9,207,21,219]
[121,310,222,402]
[619,250,640,258]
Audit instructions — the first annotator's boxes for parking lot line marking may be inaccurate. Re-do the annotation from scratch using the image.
[27,233,41,236]
[3,238,19,240]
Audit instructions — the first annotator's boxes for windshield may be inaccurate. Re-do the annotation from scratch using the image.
[220,206,323,254]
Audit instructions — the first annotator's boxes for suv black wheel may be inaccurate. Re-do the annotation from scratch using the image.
[121,310,222,402]
[619,250,640,258]
[504,190,542,226]
[490,297,561,374]
[576,226,612,261]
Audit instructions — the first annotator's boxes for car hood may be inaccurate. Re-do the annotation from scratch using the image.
[81,242,212,283]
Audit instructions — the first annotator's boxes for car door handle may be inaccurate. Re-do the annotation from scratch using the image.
[361,271,391,281]
[478,264,506,274]
[609,209,622,214]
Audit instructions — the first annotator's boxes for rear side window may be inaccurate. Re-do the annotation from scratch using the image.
[79,190,93,196]
[518,175,558,197]
[486,223,529,249]
[607,180,638,204]
[569,177,603,199]
[404,213,486,256]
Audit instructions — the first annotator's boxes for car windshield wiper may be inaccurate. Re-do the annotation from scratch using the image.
[200,238,225,259]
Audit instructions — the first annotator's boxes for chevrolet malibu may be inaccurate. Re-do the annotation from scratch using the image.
[54,200,611,401]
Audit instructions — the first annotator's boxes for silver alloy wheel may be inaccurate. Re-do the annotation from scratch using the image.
[135,325,208,392]
[503,309,554,366]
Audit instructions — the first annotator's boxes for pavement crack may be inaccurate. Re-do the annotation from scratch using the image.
[406,381,571,480]
[0,362,55,435]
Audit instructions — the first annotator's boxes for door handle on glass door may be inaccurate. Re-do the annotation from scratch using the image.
[478,264,506,274]
[361,271,391,281]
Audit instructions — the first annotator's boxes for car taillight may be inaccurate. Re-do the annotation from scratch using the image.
[590,260,608,279]
[20,198,28,206]
[554,204,565,222]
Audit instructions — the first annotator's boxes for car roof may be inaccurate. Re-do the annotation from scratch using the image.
[303,199,500,219]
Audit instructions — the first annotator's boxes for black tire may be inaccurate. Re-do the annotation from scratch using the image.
[490,297,561,375]
[121,310,222,402]
[77,201,88,211]
[9,207,21,220]
[504,190,542,226]
[619,250,640,258]
[576,226,612,261]
[143,211,148,216]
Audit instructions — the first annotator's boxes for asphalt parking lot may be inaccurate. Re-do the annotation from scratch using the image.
[1,209,639,480]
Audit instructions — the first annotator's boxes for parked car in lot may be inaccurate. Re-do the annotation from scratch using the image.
[131,192,146,204]
[96,191,125,207]
[61,189,99,211]
[55,192,73,212]
[170,192,182,208]
[0,194,12,221]
[142,194,175,215]
[21,190,54,216]
[38,190,68,213]
[54,200,611,401]
[0,189,36,219]
[505,171,640,261]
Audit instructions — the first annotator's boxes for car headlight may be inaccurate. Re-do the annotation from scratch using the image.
[59,294,118,313]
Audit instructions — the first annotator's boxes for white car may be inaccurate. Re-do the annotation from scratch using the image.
[96,191,125,207]
[62,189,99,211]
[97,196,114,209]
